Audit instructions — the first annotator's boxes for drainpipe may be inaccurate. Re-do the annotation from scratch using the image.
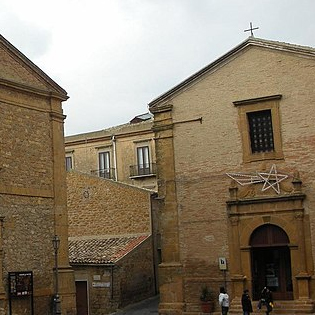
[110,264,114,299]
[112,135,118,181]
[150,192,159,295]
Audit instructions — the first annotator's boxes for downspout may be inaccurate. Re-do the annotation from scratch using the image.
[112,135,118,181]
[150,192,159,295]
[111,264,114,299]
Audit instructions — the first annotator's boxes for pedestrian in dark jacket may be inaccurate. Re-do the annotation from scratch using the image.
[241,289,253,315]
[259,287,273,315]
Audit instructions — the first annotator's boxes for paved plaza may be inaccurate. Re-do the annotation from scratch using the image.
[110,295,159,315]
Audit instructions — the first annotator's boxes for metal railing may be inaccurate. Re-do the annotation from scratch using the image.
[129,163,156,177]
[91,168,116,180]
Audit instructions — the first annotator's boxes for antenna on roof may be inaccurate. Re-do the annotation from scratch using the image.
[244,22,259,37]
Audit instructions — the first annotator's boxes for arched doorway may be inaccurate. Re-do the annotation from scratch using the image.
[250,224,293,300]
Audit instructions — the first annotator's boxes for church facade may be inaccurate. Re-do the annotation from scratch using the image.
[149,37,315,314]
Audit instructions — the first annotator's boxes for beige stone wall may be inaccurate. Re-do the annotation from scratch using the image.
[118,237,156,306]
[0,99,53,190]
[67,171,157,314]
[67,171,152,237]
[151,40,315,314]
[0,35,76,314]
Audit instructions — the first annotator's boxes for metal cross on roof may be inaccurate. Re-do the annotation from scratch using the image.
[244,22,259,36]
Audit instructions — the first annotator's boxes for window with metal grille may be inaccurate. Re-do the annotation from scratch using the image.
[247,110,274,153]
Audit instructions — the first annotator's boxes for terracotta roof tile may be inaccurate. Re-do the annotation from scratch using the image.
[69,235,149,265]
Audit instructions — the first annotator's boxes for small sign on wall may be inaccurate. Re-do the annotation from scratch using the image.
[92,282,110,288]
[219,257,227,270]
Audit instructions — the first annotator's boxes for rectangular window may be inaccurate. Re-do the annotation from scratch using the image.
[65,156,73,171]
[233,95,283,162]
[99,151,111,178]
[137,146,150,175]
[247,110,274,153]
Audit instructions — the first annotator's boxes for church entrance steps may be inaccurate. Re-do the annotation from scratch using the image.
[182,300,314,315]
[228,299,314,315]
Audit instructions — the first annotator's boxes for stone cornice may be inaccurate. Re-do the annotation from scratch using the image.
[233,94,282,106]
[0,78,68,101]
[0,184,53,198]
[227,192,305,206]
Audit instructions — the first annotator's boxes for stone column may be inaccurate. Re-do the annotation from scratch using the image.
[151,104,184,314]
[229,216,245,300]
[294,211,310,299]
[0,218,5,302]
[50,98,76,315]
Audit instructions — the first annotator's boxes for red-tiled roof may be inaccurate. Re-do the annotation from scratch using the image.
[69,235,149,265]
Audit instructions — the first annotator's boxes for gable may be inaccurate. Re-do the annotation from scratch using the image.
[0,34,67,99]
[148,37,315,110]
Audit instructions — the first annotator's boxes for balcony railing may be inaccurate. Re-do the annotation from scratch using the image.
[91,168,116,180]
[129,163,156,178]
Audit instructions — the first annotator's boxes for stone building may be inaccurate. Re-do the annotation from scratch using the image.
[0,35,76,314]
[67,171,159,314]
[65,113,157,191]
[149,37,315,314]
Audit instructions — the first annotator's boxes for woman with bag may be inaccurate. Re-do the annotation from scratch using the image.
[218,286,229,315]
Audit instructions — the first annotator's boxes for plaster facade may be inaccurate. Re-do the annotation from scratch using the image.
[149,38,315,314]
[65,117,157,191]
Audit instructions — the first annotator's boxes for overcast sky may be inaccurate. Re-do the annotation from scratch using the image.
[1,0,315,136]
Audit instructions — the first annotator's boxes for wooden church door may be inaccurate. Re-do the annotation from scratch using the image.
[250,224,293,300]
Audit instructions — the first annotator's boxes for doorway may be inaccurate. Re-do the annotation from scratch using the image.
[76,281,89,315]
[250,224,293,300]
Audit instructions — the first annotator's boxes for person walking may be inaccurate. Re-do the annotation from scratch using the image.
[218,286,229,315]
[241,289,253,315]
[259,287,273,315]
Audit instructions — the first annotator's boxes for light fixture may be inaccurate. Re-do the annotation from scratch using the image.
[52,235,61,315]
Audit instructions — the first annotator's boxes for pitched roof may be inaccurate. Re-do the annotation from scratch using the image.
[148,37,315,110]
[69,235,149,265]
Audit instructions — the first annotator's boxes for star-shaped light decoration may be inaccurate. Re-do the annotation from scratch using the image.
[258,164,288,194]
[226,173,264,186]
[226,164,289,194]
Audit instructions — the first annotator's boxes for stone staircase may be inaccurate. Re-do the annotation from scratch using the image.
[229,300,315,315]
[183,300,315,315]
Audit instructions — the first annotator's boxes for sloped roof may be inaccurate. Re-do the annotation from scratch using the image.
[65,114,153,141]
[148,37,315,109]
[0,34,68,100]
[130,112,153,124]
[69,234,149,265]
